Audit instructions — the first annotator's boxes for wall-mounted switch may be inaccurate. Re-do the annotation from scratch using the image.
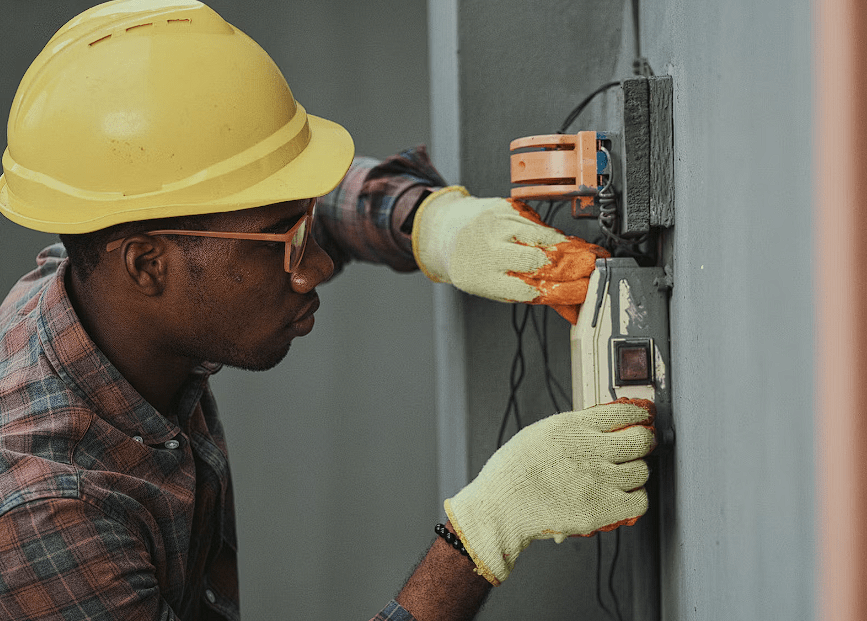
[571,257,673,446]
[508,76,674,238]
[509,130,614,218]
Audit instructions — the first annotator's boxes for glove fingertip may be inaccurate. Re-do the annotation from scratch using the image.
[609,397,656,424]
[507,198,549,228]
[549,303,579,324]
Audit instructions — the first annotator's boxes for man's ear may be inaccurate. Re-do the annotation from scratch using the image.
[117,235,171,296]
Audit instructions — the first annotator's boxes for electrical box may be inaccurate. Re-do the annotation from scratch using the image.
[510,76,674,238]
[570,257,673,446]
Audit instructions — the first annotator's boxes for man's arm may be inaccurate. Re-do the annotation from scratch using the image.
[315,148,609,324]
[0,498,178,620]
[395,522,492,621]
[315,147,446,276]
[375,399,655,621]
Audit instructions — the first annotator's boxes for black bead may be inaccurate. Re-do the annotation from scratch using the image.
[434,523,470,557]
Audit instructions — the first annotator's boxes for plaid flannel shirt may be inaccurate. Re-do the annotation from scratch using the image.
[0,148,445,620]
[0,245,239,621]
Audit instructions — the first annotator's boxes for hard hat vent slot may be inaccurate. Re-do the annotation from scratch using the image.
[88,19,191,46]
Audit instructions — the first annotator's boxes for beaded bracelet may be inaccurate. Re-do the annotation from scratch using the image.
[435,523,469,557]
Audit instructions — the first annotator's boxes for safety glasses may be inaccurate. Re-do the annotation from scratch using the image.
[105,199,317,273]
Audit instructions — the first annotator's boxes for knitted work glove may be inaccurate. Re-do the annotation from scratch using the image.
[444,398,655,585]
[411,186,610,324]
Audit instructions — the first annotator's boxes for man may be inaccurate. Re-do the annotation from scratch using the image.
[0,1,655,620]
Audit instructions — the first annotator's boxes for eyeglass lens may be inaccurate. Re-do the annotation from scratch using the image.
[286,213,310,271]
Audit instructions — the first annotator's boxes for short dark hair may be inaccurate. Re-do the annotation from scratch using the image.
[59,212,218,282]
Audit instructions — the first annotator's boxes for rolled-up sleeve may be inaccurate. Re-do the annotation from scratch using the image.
[370,599,417,621]
[314,145,448,275]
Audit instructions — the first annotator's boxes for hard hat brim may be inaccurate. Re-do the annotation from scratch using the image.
[0,112,355,233]
[205,112,356,214]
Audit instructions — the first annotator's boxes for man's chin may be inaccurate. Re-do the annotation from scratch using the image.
[225,343,292,372]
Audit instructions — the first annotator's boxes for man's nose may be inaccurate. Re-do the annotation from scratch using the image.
[290,236,334,293]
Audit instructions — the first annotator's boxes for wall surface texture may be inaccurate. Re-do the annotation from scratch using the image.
[456,0,814,619]
[0,1,439,619]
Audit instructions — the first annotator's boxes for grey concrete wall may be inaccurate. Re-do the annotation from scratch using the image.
[457,0,815,619]
[646,2,814,618]
[0,1,439,619]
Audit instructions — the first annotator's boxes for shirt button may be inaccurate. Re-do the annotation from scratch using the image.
[205,589,216,604]
[164,439,180,450]
[133,436,144,443]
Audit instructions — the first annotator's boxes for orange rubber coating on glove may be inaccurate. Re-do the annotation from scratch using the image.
[548,304,579,325]
[573,397,657,538]
[505,199,610,324]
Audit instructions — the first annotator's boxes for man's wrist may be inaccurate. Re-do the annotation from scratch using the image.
[396,520,492,621]
[399,189,432,235]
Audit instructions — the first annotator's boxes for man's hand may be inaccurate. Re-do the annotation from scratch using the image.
[411,186,609,324]
[444,399,655,585]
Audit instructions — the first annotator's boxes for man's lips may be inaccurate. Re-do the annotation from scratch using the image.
[289,295,320,334]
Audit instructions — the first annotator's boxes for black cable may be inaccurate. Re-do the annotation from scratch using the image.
[529,306,571,413]
[596,535,618,620]
[558,81,621,134]
[557,78,636,617]
[529,307,562,413]
[533,200,575,413]
[497,304,532,448]
[542,305,572,406]
[500,73,635,616]
[609,530,624,621]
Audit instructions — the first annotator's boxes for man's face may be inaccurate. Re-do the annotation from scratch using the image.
[161,199,334,371]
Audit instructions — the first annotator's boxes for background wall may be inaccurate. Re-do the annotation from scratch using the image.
[0,2,439,619]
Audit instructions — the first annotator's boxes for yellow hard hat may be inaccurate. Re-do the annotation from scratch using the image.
[0,0,354,233]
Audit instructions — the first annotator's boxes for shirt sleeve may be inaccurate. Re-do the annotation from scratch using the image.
[370,599,418,621]
[0,498,177,621]
[314,145,448,275]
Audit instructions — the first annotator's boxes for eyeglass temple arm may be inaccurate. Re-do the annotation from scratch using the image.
[105,229,299,252]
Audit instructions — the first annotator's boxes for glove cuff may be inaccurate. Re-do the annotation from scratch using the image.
[444,498,503,586]
[411,185,470,283]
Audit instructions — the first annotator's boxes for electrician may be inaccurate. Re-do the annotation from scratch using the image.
[0,2,656,620]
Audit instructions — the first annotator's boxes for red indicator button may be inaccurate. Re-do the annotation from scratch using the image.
[614,341,653,385]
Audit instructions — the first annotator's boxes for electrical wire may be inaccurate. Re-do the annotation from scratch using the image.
[609,530,624,621]
[497,304,531,448]
[529,307,570,413]
[596,535,617,619]
[557,81,621,135]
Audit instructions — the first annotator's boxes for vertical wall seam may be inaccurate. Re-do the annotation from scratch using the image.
[427,0,470,504]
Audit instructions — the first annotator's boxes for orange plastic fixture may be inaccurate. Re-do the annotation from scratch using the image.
[510,131,604,217]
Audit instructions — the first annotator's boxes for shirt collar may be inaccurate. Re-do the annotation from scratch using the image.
[36,260,220,444]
